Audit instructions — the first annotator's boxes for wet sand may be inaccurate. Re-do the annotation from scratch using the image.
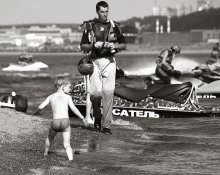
[1,108,220,175]
[0,108,103,175]
[0,109,145,175]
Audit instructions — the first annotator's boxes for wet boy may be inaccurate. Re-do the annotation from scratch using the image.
[34,77,87,161]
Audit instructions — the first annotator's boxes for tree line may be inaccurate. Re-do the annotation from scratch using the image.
[0,7,219,33]
[120,7,220,33]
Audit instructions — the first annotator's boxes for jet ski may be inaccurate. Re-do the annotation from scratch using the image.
[2,62,49,72]
[2,53,48,72]
[0,91,28,112]
[117,67,220,110]
[70,77,220,118]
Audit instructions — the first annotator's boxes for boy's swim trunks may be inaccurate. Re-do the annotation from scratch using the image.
[51,118,70,132]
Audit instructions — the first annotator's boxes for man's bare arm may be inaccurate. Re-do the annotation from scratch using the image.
[114,43,126,50]
[80,44,93,52]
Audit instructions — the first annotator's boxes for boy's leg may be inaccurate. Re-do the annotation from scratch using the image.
[44,128,57,156]
[62,126,73,160]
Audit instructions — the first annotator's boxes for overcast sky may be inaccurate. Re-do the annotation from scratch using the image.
[0,0,219,25]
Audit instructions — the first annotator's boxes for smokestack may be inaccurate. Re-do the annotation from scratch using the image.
[156,18,159,33]
[167,17,171,33]
[160,25,163,34]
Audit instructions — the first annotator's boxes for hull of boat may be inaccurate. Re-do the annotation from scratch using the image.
[72,104,220,118]
[2,62,48,71]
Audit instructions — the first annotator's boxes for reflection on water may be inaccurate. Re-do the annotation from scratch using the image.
[74,116,220,174]
[81,135,101,152]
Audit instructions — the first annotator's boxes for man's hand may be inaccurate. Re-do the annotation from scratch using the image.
[94,41,104,48]
[104,42,115,49]
[173,70,181,79]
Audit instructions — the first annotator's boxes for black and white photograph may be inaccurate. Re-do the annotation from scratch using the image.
[0,0,220,174]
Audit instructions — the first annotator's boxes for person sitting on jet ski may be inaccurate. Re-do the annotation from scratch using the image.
[145,44,182,87]
[18,54,33,66]
[193,58,220,77]
[193,43,220,78]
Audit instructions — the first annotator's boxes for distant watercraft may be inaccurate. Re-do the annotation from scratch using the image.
[2,53,48,72]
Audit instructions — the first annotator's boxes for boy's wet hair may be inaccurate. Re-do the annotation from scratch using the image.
[55,77,71,89]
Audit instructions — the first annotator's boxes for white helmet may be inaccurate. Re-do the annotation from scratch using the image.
[11,91,16,96]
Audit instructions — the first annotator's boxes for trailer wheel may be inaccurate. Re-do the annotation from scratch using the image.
[15,95,28,113]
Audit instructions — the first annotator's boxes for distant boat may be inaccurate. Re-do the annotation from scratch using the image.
[2,53,48,72]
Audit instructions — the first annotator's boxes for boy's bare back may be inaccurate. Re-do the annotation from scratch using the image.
[34,78,86,125]
[49,91,71,120]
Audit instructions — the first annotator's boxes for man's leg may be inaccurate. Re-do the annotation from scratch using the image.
[102,61,116,131]
[89,62,102,130]
[155,67,171,84]
[44,128,57,156]
[62,126,73,161]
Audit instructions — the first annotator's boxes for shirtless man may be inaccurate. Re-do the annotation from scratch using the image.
[34,77,87,161]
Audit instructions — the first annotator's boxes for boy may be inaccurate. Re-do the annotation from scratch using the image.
[34,77,87,161]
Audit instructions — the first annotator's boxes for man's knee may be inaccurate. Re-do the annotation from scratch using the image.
[90,89,102,98]
[103,89,114,96]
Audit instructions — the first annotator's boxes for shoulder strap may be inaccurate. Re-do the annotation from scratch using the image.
[106,20,115,42]
[81,20,96,44]
[109,20,115,28]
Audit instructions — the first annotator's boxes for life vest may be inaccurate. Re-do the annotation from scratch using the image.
[81,19,119,58]
[156,49,173,66]
[82,19,118,45]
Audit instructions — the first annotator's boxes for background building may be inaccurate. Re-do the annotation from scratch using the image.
[197,0,213,11]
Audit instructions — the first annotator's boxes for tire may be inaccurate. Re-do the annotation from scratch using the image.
[15,95,28,113]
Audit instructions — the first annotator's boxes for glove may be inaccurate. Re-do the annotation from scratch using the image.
[166,68,174,75]
[192,66,199,71]
[104,42,114,48]
[104,42,116,53]
[94,41,104,48]
[172,70,181,78]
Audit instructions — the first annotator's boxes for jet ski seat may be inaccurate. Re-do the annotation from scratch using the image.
[114,82,193,104]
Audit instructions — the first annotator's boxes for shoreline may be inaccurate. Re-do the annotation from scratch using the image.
[1,108,220,175]
[0,49,211,56]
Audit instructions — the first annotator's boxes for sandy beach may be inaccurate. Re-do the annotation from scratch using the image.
[0,108,105,175]
[1,108,220,175]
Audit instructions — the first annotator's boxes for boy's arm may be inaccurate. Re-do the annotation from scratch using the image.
[34,96,50,115]
[68,96,88,126]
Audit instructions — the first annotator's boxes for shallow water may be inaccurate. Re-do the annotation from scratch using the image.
[1,52,220,174]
